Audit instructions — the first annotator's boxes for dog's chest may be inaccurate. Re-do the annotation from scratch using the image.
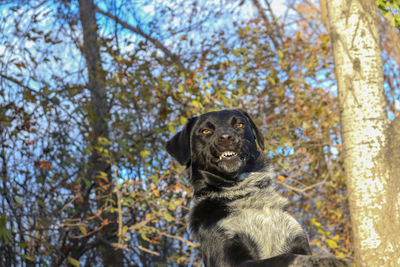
[217,192,305,259]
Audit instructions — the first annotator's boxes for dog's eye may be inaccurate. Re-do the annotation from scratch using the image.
[201,129,212,135]
[236,123,245,129]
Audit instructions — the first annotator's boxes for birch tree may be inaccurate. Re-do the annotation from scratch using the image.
[325,0,400,265]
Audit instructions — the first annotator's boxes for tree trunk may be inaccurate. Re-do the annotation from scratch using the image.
[78,0,123,266]
[325,0,400,266]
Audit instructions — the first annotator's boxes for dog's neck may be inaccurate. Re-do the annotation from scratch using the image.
[190,165,290,216]
[192,165,275,199]
[191,154,270,194]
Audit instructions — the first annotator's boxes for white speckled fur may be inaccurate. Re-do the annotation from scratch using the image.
[192,167,307,258]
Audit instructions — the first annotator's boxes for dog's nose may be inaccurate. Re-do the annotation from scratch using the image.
[218,133,238,146]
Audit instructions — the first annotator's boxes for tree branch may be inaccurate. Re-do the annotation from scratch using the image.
[0,73,37,93]
[146,226,199,248]
[94,5,188,73]
[252,0,281,49]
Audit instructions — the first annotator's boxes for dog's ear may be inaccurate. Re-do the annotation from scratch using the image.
[239,110,265,151]
[166,116,198,166]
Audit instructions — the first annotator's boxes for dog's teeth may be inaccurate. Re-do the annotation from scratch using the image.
[220,151,237,159]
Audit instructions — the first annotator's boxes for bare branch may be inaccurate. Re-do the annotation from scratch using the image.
[137,245,160,256]
[94,5,188,73]
[127,215,155,231]
[252,0,281,49]
[275,179,326,194]
[113,168,123,246]
[146,226,199,248]
[0,73,37,93]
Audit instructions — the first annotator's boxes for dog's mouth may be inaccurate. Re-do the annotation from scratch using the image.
[207,145,249,175]
[214,150,247,175]
[219,151,238,160]
[217,150,247,162]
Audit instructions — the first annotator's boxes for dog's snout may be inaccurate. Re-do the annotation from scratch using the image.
[220,134,233,141]
[217,132,238,147]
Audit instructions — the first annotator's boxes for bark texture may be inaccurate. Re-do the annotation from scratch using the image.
[78,0,123,266]
[325,0,400,266]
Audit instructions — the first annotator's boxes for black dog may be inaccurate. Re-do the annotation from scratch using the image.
[167,109,350,267]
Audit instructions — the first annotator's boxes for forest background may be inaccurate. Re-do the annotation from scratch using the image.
[0,0,399,266]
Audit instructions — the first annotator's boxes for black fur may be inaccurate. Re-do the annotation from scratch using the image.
[167,109,351,267]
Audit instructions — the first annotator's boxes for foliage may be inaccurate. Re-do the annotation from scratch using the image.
[0,0,399,266]
[377,0,400,29]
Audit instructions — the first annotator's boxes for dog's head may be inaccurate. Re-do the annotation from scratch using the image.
[166,109,265,187]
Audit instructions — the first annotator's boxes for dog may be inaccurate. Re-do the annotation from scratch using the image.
[167,109,351,267]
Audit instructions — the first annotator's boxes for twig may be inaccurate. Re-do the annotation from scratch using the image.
[113,168,123,246]
[98,236,128,250]
[157,230,199,248]
[128,215,155,231]
[0,73,37,93]
[138,245,160,256]
[59,195,79,213]
[70,219,110,239]
[94,5,188,73]
[275,179,326,194]
[252,0,280,49]
[146,226,199,248]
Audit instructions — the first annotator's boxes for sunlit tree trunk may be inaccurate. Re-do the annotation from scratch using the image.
[78,0,123,266]
[325,0,400,266]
